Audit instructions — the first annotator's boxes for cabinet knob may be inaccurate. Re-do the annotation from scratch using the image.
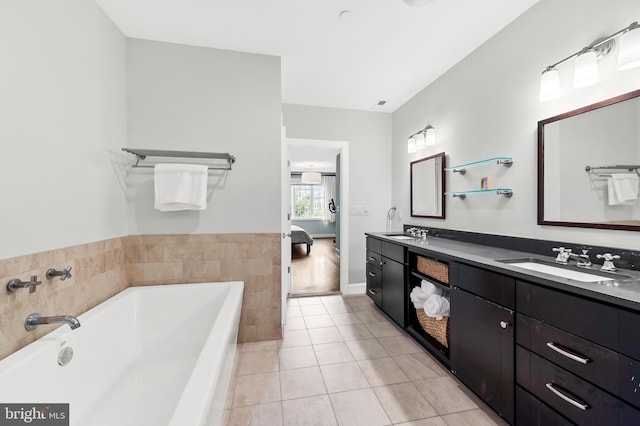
[499,321,510,329]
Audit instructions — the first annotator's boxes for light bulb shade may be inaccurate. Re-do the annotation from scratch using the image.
[425,126,436,146]
[618,25,640,70]
[403,0,433,6]
[407,137,416,153]
[573,50,599,88]
[301,171,321,184]
[415,134,425,151]
[539,67,561,102]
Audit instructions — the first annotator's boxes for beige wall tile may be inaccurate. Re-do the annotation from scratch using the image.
[1,233,282,360]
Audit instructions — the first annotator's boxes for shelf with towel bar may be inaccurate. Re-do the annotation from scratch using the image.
[122,148,236,170]
[585,165,640,177]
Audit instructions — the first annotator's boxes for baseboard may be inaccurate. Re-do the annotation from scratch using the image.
[311,234,336,239]
[344,282,366,294]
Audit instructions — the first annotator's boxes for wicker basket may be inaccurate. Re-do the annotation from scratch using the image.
[417,256,449,285]
[416,308,449,348]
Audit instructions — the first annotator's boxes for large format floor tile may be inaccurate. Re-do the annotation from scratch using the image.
[223,293,505,426]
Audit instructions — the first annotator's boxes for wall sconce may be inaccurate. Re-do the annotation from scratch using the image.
[539,21,640,102]
[407,125,436,153]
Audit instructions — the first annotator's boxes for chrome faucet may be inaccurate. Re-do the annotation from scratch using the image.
[552,247,571,264]
[568,250,592,267]
[25,313,81,331]
[46,266,72,281]
[596,253,620,272]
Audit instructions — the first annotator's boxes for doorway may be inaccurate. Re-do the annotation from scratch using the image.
[284,138,349,299]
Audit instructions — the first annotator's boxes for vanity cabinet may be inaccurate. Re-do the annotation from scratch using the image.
[365,237,407,327]
[450,263,515,424]
[516,281,640,425]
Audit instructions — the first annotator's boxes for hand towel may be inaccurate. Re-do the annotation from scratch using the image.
[410,287,427,309]
[423,294,450,320]
[420,279,443,298]
[612,173,639,203]
[154,163,208,212]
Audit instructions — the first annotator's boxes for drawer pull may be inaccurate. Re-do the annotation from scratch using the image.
[368,289,377,295]
[368,256,376,261]
[546,342,591,365]
[545,383,589,411]
[368,272,376,277]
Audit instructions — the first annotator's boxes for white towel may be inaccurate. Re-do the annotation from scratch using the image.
[154,163,208,212]
[423,294,450,320]
[420,279,442,299]
[612,173,639,204]
[410,287,429,309]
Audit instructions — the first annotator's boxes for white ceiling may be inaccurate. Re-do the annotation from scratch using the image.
[288,145,340,173]
[96,0,539,113]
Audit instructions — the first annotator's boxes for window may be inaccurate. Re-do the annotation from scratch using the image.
[291,184,325,219]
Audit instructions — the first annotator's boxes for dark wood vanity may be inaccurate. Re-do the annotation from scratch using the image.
[365,230,640,426]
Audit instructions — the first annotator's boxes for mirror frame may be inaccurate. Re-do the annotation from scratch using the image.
[537,88,640,231]
[410,151,446,219]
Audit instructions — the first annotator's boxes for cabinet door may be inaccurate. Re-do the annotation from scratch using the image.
[382,257,405,327]
[450,287,514,424]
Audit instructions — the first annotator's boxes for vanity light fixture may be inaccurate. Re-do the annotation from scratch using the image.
[407,125,436,153]
[539,21,640,102]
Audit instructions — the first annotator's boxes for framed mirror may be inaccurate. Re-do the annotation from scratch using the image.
[538,89,640,231]
[411,152,446,219]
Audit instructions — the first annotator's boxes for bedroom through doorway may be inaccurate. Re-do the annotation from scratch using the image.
[288,143,341,296]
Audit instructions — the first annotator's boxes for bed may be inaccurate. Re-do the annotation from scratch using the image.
[291,225,314,255]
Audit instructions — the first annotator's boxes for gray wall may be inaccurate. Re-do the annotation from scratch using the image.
[282,104,393,283]
[392,0,640,251]
[0,0,128,259]
[126,39,282,234]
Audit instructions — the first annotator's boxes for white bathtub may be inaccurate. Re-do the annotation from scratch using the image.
[0,281,243,426]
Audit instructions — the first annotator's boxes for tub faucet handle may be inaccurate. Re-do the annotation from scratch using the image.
[7,275,42,293]
[46,266,73,281]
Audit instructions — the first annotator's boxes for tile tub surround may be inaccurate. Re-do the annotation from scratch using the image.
[226,294,508,426]
[126,233,282,343]
[0,232,282,360]
[0,237,128,360]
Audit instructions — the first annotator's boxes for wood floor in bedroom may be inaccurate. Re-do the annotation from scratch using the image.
[291,238,340,295]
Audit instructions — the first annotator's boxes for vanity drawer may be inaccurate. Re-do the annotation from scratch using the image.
[456,263,515,309]
[367,250,382,267]
[366,262,382,307]
[620,356,640,409]
[517,347,640,425]
[516,281,619,351]
[516,385,574,426]
[382,241,405,264]
[516,313,619,396]
[366,237,382,254]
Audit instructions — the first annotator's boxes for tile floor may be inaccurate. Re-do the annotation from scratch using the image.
[224,294,509,426]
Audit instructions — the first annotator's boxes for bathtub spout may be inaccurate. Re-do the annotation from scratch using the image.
[25,313,81,331]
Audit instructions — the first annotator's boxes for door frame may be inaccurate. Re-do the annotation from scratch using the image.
[284,137,350,296]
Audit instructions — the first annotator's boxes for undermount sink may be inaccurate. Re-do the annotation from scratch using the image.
[387,235,416,240]
[498,259,630,283]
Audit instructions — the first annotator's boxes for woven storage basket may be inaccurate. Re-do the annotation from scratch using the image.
[416,308,449,348]
[416,256,449,285]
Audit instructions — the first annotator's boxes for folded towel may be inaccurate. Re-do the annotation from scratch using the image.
[612,173,639,204]
[420,279,442,298]
[154,163,208,212]
[423,294,450,320]
[410,287,427,309]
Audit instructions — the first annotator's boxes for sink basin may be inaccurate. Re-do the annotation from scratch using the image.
[387,235,416,241]
[508,262,614,282]
[498,259,632,283]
